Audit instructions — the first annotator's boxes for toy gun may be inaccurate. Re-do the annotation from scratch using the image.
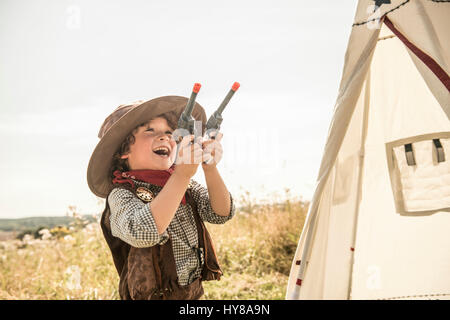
[174,82,240,164]
[173,83,202,164]
[205,82,240,140]
[176,82,202,140]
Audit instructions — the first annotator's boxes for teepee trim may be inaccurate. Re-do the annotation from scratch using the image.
[384,16,450,91]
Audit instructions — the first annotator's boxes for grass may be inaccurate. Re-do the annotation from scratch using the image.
[0,190,307,300]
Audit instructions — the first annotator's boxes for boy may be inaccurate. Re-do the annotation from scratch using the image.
[87,96,235,299]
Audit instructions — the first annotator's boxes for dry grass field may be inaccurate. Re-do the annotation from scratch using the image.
[0,190,307,300]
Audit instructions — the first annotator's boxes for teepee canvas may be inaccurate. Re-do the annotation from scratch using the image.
[287,0,450,300]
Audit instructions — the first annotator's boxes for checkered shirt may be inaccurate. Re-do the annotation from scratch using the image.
[108,179,235,286]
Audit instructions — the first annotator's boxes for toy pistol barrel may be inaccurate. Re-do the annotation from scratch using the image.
[178,83,201,131]
[206,82,240,133]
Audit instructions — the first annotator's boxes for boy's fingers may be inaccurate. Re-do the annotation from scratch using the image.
[194,152,203,160]
[179,135,194,148]
[193,153,203,164]
[204,132,222,143]
[189,147,203,161]
[192,145,202,156]
[215,132,223,142]
[204,140,221,153]
[181,136,198,153]
[178,135,222,164]
[193,148,203,156]
[202,140,217,150]
[214,150,222,161]
[193,140,202,148]
[195,136,203,144]
[203,153,213,163]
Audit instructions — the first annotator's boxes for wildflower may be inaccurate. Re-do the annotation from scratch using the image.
[22,234,34,244]
[63,235,76,244]
[38,228,52,240]
[85,223,96,232]
[50,226,71,238]
[65,265,82,290]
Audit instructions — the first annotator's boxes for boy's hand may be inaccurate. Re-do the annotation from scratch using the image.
[174,135,203,178]
[201,132,224,171]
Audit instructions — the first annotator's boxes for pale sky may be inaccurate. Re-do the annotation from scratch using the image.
[0,0,356,218]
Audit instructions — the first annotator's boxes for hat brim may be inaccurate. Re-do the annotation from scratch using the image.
[87,95,207,198]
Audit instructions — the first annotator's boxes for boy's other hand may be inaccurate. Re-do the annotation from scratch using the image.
[174,135,202,178]
[202,132,223,171]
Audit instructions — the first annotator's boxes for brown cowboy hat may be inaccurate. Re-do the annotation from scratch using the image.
[87,95,207,198]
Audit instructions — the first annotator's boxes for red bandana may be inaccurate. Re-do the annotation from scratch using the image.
[112,164,187,205]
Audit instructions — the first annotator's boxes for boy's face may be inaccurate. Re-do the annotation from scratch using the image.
[121,117,177,170]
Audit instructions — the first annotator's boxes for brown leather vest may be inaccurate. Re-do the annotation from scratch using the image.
[100,187,223,300]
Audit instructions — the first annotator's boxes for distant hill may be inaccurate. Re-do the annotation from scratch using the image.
[0,215,97,232]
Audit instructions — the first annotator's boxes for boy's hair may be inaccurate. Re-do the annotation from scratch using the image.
[109,111,179,178]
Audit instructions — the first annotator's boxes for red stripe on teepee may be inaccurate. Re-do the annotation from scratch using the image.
[384,16,450,92]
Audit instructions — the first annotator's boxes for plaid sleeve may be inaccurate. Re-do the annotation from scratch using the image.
[189,180,236,224]
[108,187,169,248]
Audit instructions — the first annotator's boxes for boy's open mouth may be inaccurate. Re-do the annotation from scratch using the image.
[153,146,170,158]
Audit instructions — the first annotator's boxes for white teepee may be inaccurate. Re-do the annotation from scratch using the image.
[287,0,450,300]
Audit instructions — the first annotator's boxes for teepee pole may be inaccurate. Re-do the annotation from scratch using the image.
[346,67,372,299]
